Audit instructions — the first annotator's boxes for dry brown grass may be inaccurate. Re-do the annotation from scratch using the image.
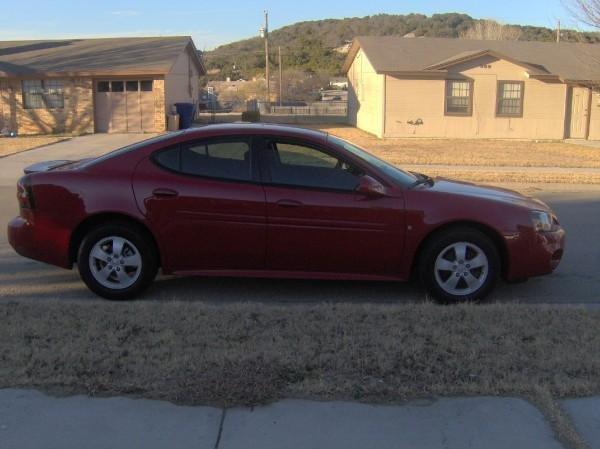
[0,136,69,157]
[404,167,600,185]
[2,300,599,411]
[309,125,600,169]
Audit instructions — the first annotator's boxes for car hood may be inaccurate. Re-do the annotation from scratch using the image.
[425,177,551,211]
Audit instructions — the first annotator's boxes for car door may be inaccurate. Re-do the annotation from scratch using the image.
[258,137,405,277]
[132,136,266,273]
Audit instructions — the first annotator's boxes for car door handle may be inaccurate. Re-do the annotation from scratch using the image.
[152,188,179,198]
[276,199,303,208]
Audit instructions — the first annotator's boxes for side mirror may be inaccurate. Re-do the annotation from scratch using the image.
[356,175,386,198]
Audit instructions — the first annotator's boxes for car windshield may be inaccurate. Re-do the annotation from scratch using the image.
[81,132,185,168]
[328,135,418,187]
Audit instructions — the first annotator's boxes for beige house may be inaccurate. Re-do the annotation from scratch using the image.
[0,36,205,135]
[344,37,600,140]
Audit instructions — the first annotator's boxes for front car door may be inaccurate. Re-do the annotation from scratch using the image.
[132,137,266,273]
[258,137,405,278]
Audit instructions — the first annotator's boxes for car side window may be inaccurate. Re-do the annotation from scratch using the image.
[154,146,179,171]
[154,140,252,182]
[181,141,251,181]
[265,140,362,191]
[277,143,338,168]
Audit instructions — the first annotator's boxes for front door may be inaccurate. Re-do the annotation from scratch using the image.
[259,138,405,277]
[132,137,266,272]
[569,86,591,139]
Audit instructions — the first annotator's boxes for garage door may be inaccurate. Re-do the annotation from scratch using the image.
[95,80,155,133]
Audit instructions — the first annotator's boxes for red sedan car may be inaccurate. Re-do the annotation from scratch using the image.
[8,124,565,302]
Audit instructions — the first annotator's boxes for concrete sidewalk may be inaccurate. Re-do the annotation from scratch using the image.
[1,390,598,449]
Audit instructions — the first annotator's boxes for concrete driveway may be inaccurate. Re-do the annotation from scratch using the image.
[0,135,599,304]
[0,133,156,187]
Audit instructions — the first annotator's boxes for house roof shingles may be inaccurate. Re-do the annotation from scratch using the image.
[0,36,205,77]
[344,36,600,82]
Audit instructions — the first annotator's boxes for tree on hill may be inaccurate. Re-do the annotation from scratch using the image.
[203,12,600,80]
[461,20,522,40]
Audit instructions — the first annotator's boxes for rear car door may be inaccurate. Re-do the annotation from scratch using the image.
[258,137,405,277]
[132,137,266,273]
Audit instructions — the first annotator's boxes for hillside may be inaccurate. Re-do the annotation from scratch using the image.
[203,13,600,80]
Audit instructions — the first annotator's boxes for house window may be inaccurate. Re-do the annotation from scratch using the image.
[97,81,110,92]
[22,79,64,109]
[140,80,153,92]
[445,80,472,116]
[497,81,524,117]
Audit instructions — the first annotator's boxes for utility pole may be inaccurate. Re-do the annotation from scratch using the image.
[556,20,561,43]
[261,10,270,110]
[278,46,283,106]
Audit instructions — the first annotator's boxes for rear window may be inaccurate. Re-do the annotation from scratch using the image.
[82,133,184,168]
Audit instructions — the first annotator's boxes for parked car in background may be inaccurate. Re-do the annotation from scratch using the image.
[8,124,565,302]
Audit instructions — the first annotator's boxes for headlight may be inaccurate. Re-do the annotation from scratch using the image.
[530,210,553,232]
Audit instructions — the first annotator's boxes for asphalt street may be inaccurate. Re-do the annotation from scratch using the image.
[1,182,599,304]
[0,134,599,304]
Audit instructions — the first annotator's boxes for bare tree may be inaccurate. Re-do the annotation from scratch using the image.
[569,0,600,28]
[461,20,522,40]
[567,0,600,92]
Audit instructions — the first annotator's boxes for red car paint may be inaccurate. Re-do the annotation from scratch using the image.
[7,124,564,285]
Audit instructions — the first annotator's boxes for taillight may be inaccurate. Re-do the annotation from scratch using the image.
[17,177,35,209]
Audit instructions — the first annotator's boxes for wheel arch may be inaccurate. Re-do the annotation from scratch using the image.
[69,212,161,267]
[411,220,509,279]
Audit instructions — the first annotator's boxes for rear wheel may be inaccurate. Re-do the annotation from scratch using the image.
[77,223,157,300]
[419,227,500,303]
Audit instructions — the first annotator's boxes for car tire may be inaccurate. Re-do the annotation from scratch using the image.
[419,227,500,304]
[77,223,158,300]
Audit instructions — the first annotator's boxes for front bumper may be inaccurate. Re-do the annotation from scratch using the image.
[506,226,565,281]
[7,216,72,268]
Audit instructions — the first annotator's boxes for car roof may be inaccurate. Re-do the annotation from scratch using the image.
[179,123,329,142]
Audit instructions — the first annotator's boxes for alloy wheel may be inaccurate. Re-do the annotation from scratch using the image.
[433,241,489,296]
[88,236,142,289]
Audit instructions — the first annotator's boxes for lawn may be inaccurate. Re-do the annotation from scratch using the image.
[3,300,599,407]
[310,125,600,169]
[3,300,597,448]
[0,136,69,157]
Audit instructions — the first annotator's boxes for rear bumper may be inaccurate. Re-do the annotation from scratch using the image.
[506,227,565,281]
[7,216,71,269]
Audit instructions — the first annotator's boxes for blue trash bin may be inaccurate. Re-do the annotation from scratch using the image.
[174,102,196,129]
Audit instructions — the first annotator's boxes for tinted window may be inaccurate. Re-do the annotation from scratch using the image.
[278,143,338,168]
[328,136,417,187]
[265,141,361,191]
[83,132,185,168]
[154,147,180,171]
[180,140,252,181]
[126,81,139,92]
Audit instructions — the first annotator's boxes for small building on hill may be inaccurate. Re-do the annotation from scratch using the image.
[0,36,205,135]
[343,36,600,139]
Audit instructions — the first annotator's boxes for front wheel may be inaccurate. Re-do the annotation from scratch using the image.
[419,228,500,303]
[77,223,158,300]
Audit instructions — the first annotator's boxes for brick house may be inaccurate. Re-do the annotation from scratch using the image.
[0,36,205,135]
[344,37,600,139]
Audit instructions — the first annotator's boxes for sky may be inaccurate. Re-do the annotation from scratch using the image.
[0,0,590,50]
